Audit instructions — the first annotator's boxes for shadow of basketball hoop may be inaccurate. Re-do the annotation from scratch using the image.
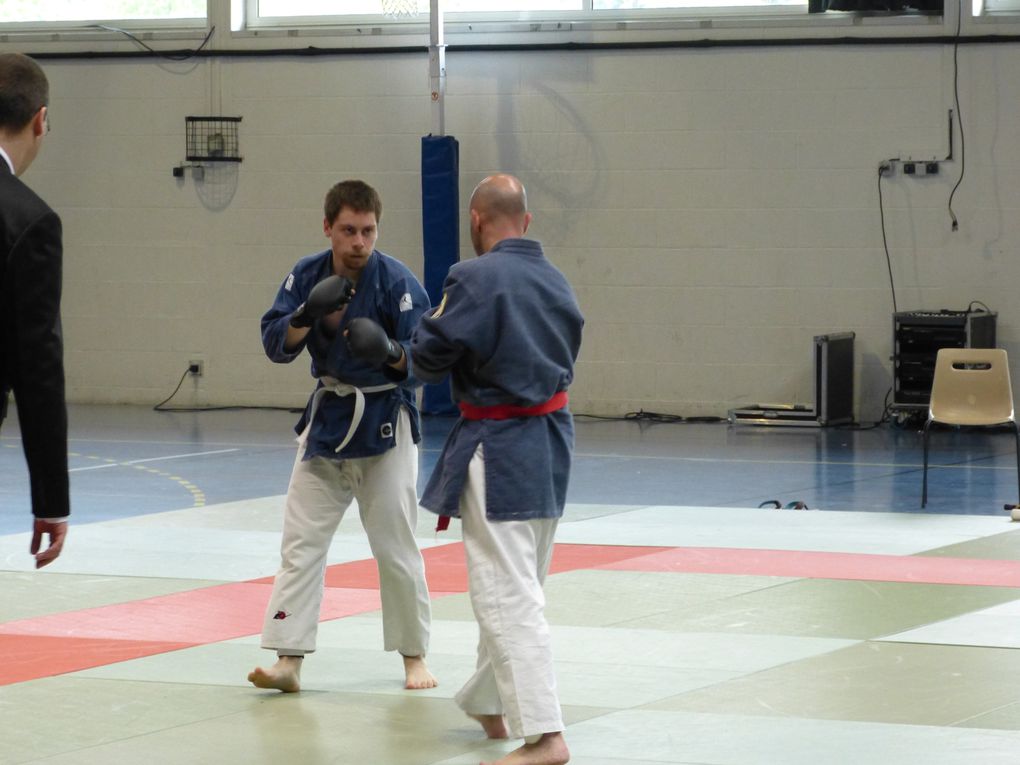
[497,79,604,233]
[194,163,240,212]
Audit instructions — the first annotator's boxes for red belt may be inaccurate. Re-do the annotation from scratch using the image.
[458,391,568,421]
[437,390,568,533]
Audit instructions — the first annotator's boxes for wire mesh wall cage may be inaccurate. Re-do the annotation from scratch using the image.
[185,116,242,163]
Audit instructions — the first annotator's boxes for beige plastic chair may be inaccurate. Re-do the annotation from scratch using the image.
[922,347,1020,508]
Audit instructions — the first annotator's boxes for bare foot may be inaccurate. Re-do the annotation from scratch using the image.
[469,713,509,739]
[481,733,569,765]
[247,655,302,693]
[402,654,438,689]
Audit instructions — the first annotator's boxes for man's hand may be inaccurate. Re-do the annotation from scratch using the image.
[346,317,404,367]
[290,275,355,328]
[31,518,67,569]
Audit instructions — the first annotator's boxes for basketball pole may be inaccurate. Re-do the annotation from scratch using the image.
[421,0,459,415]
[429,0,445,137]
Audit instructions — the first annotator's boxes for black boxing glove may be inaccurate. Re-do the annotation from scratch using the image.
[290,275,354,328]
[346,317,403,366]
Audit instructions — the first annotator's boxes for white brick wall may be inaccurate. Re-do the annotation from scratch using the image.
[13,41,1020,421]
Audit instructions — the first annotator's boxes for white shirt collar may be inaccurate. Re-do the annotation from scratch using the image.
[0,145,14,174]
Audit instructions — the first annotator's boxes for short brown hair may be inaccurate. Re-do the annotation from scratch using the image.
[0,53,48,133]
[324,180,382,225]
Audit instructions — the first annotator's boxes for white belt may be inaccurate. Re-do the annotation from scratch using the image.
[303,375,398,454]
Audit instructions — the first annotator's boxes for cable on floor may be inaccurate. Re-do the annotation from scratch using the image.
[153,365,302,413]
[574,410,725,424]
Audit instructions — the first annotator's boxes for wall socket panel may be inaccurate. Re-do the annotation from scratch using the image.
[188,359,204,376]
[900,160,939,177]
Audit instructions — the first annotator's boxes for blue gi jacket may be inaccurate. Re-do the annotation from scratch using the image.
[411,238,584,521]
[262,248,430,459]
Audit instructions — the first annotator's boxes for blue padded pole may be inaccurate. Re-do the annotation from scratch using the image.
[420,134,460,415]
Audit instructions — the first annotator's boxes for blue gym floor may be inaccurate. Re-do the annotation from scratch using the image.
[3,404,1020,765]
[3,404,1017,530]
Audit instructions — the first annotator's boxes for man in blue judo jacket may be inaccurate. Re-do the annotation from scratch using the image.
[413,174,584,765]
[249,179,436,693]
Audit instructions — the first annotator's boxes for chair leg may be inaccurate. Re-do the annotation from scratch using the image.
[1013,423,1020,507]
[922,420,932,508]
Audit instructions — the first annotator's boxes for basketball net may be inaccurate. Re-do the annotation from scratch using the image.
[381,0,419,18]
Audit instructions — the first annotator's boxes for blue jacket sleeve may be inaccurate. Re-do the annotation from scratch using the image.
[261,274,306,364]
[411,269,485,385]
[13,209,70,519]
[381,273,431,389]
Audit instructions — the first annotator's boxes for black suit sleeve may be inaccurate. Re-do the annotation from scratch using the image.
[12,209,69,519]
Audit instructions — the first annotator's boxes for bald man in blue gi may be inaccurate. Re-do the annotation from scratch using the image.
[411,174,583,765]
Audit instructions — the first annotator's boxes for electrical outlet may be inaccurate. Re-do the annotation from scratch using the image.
[880,161,894,176]
[903,161,916,175]
[188,359,204,377]
[925,161,939,175]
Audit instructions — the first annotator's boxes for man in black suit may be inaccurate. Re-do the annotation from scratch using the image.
[0,52,68,568]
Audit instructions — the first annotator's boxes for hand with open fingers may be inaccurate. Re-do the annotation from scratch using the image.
[31,518,67,569]
[290,275,355,328]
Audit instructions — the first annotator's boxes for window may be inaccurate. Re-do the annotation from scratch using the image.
[974,0,1020,15]
[250,0,803,23]
[596,0,800,6]
[0,0,205,23]
[246,0,803,29]
[255,0,580,16]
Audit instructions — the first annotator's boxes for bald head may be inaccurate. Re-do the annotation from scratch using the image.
[468,174,532,255]
[470,174,528,220]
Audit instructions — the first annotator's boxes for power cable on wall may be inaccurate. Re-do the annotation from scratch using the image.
[877,161,898,315]
[89,24,215,61]
[947,0,965,230]
[154,365,301,413]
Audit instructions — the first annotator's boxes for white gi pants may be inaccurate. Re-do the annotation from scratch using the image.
[454,445,564,740]
[260,408,431,657]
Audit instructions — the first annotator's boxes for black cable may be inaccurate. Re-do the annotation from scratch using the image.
[625,410,687,424]
[573,410,725,424]
[877,162,898,315]
[875,387,895,428]
[625,410,724,424]
[89,24,215,61]
[153,368,190,410]
[835,387,893,431]
[842,419,885,431]
[153,365,301,413]
[967,300,991,313]
[947,0,965,231]
[27,33,1020,63]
